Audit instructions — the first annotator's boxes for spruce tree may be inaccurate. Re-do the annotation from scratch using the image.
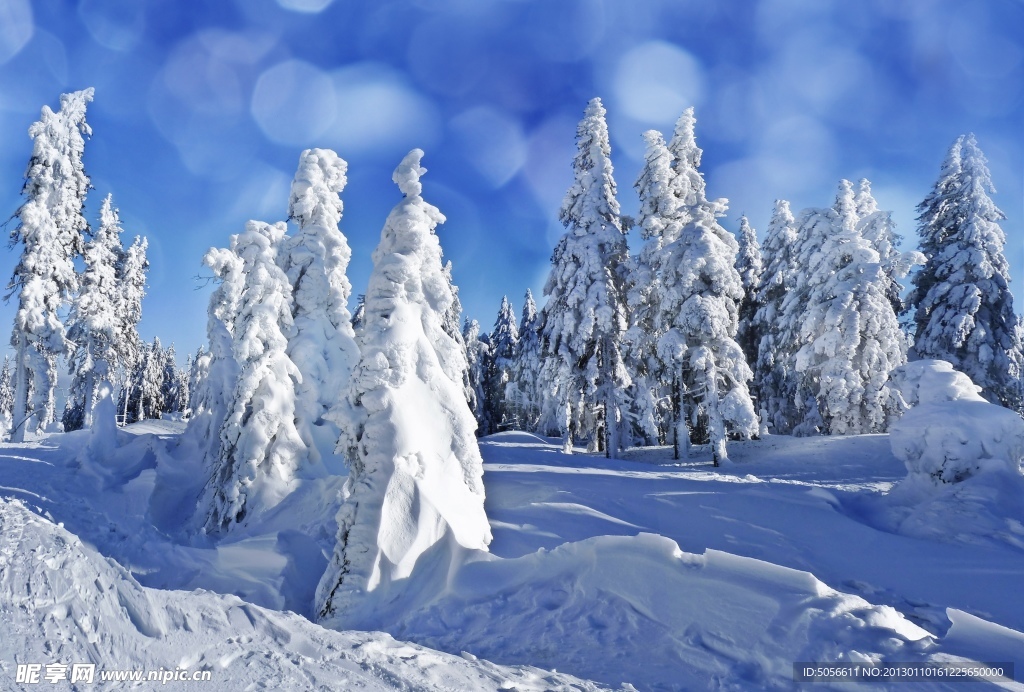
[66,194,124,430]
[509,289,542,431]
[538,97,630,457]
[463,318,491,434]
[734,215,763,369]
[485,296,519,431]
[855,178,923,315]
[909,135,1023,410]
[786,181,906,434]
[0,357,13,432]
[160,344,183,414]
[282,149,359,462]
[185,248,243,465]
[316,150,490,627]
[753,200,800,433]
[115,235,149,424]
[140,337,165,421]
[657,108,757,463]
[198,221,304,534]
[625,130,683,447]
[8,89,94,440]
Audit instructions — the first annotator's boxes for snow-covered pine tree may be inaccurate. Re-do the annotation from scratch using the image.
[115,235,148,424]
[316,150,490,627]
[787,180,906,434]
[463,318,491,434]
[909,135,1023,410]
[657,109,758,463]
[65,194,124,431]
[8,88,94,441]
[188,346,209,416]
[624,130,683,447]
[185,248,243,466]
[854,178,923,316]
[181,353,193,416]
[508,288,542,431]
[282,149,359,463]
[160,344,183,415]
[734,215,763,369]
[753,200,800,434]
[198,221,305,534]
[440,260,473,408]
[139,337,165,421]
[485,296,519,432]
[0,357,13,430]
[538,97,631,457]
[351,295,365,333]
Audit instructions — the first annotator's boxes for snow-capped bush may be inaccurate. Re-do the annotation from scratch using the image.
[888,360,1024,484]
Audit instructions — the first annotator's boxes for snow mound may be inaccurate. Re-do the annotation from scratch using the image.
[0,498,603,691]
[881,360,1024,549]
[365,532,956,690]
[889,359,1024,483]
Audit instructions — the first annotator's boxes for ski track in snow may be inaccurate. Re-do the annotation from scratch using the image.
[0,423,1022,690]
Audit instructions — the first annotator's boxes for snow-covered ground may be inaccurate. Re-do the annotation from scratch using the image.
[1,422,1022,690]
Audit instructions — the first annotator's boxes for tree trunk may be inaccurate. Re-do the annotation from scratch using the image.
[10,334,29,443]
[606,397,620,460]
[560,400,573,455]
[83,369,96,429]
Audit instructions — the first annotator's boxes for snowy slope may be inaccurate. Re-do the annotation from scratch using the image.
[1,425,1022,690]
[0,497,599,691]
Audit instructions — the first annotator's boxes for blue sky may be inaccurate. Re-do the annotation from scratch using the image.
[0,0,1022,359]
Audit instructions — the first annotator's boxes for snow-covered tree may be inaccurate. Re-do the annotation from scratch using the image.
[282,148,359,463]
[855,179,923,316]
[8,88,94,441]
[115,235,149,424]
[463,318,491,434]
[119,337,164,425]
[188,346,209,415]
[160,344,185,414]
[656,109,757,463]
[185,249,243,465]
[624,130,682,447]
[0,358,12,417]
[538,97,630,457]
[485,296,519,431]
[316,150,490,627]
[0,356,13,431]
[140,337,165,421]
[753,200,800,434]
[181,353,194,415]
[508,288,542,431]
[65,194,124,431]
[198,221,305,534]
[785,180,906,435]
[440,261,473,409]
[734,215,763,368]
[351,295,365,333]
[908,135,1023,410]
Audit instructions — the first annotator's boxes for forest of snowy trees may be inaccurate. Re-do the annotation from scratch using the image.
[3,88,1023,615]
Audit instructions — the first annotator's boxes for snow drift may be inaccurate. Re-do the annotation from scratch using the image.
[0,497,598,691]
[879,360,1024,549]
